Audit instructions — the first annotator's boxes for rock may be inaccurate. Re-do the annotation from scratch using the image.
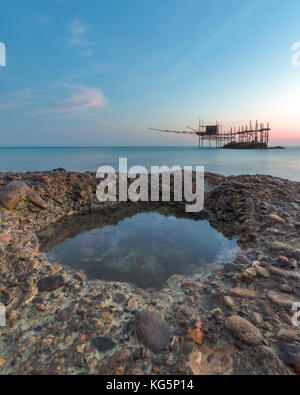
[278,343,300,371]
[28,191,48,210]
[125,365,142,375]
[252,312,263,326]
[223,296,235,309]
[92,337,116,353]
[135,310,171,353]
[269,214,286,224]
[98,348,132,374]
[37,275,64,292]
[0,181,30,210]
[236,254,251,265]
[225,315,262,346]
[267,291,297,307]
[277,256,289,267]
[211,308,225,321]
[279,284,293,294]
[254,265,270,279]
[270,242,293,255]
[242,268,257,280]
[277,329,300,343]
[269,267,300,280]
[186,322,203,345]
[230,288,257,299]
[280,313,293,326]
[245,198,255,213]
[113,292,126,304]
[0,357,6,370]
[293,250,300,260]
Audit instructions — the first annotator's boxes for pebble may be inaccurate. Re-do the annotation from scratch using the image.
[269,214,286,224]
[230,288,257,299]
[225,315,262,346]
[28,191,48,210]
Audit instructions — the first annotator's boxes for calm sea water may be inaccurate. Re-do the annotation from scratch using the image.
[0,146,300,181]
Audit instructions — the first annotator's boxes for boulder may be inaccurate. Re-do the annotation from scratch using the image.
[225,315,262,346]
[0,181,30,210]
[135,310,171,353]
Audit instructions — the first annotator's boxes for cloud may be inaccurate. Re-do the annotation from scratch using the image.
[0,88,34,111]
[38,84,108,114]
[68,18,95,56]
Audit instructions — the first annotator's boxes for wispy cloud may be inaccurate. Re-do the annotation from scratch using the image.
[68,18,95,56]
[0,88,34,111]
[37,84,108,114]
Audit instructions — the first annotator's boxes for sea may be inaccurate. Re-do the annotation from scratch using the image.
[0,146,299,182]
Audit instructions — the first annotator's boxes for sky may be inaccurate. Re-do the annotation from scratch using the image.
[0,0,300,146]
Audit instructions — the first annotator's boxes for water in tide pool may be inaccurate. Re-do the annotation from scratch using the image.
[39,207,240,290]
[0,146,300,181]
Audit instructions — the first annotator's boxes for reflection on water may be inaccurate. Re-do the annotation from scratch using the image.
[39,207,240,289]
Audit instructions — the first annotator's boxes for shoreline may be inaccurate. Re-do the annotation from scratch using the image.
[0,169,300,375]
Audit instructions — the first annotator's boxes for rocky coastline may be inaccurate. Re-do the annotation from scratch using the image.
[0,169,300,375]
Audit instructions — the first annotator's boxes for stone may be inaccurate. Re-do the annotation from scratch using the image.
[92,337,116,353]
[37,275,64,292]
[293,249,300,260]
[277,329,300,343]
[225,315,262,346]
[28,191,48,210]
[270,242,293,255]
[186,323,203,345]
[277,256,289,267]
[242,268,257,279]
[211,308,225,321]
[236,254,251,265]
[230,288,257,299]
[0,357,6,370]
[254,265,270,278]
[223,296,235,309]
[135,310,171,353]
[269,266,300,280]
[0,181,30,210]
[98,348,132,375]
[269,214,286,224]
[113,292,126,304]
[267,291,297,307]
[252,312,263,326]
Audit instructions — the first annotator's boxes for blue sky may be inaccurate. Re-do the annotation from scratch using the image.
[0,0,300,146]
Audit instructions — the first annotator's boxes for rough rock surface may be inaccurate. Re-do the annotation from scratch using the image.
[225,315,262,346]
[135,310,171,353]
[0,170,299,375]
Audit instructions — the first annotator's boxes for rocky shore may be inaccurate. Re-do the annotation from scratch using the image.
[0,169,300,375]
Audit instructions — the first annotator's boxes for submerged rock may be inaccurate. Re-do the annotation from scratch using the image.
[135,310,171,353]
[92,337,116,353]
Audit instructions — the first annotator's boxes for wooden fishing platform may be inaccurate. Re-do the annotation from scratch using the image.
[150,120,272,149]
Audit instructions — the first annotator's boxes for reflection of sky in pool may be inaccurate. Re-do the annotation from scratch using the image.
[41,210,240,289]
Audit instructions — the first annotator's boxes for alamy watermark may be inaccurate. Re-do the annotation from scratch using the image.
[292,303,300,327]
[96,158,204,213]
[0,303,6,327]
[0,42,6,67]
[292,42,300,67]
